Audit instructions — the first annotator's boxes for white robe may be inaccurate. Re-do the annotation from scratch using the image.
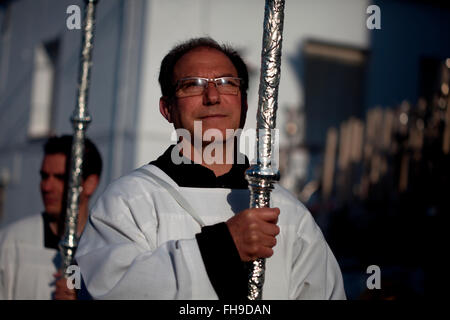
[76,164,346,299]
[0,214,60,300]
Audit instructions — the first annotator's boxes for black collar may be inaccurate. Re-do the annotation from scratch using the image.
[150,145,249,189]
[42,213,60,250]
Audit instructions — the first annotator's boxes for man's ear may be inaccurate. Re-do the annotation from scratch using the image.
[82,174,99,197]
[160,97,173,123]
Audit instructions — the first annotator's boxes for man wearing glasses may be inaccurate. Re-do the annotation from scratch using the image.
[76,37,345,300]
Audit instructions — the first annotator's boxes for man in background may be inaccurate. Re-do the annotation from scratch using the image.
[0,135,102,299]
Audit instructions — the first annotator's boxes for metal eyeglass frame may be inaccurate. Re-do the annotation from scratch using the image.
[175,76,243,97]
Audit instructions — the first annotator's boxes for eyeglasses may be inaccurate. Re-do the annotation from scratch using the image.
[175,77,243,98]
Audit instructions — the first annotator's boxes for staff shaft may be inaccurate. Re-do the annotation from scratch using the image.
[245,0,285,300]
[59,0,98,277]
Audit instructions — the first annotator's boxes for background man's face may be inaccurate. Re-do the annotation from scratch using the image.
[40,153,67,218]
[170,47,243,142]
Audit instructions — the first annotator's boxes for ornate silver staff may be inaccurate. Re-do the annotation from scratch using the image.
[59,0,99,278]
[245,0,286,300]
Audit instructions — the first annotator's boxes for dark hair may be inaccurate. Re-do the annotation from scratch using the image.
[158,37,249,102]
[43,135,102,180]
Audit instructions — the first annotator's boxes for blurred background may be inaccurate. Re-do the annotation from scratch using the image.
[0,0,448,299]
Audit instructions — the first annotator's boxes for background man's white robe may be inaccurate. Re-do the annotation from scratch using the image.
[76,164,346,299]
[0,214,60,299]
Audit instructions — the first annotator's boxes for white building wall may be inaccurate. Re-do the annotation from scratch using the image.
[136,0,370,166]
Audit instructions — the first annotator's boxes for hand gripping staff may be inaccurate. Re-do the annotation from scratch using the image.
[59,0,99,278]
[245,0,286,300]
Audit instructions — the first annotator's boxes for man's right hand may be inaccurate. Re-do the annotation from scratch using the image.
[226,207,280,262]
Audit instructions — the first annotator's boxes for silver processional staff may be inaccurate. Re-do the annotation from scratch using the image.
[59,0,99,278]
[245,0,286,300]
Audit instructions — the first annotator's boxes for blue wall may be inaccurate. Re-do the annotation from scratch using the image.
[365,0,450,110]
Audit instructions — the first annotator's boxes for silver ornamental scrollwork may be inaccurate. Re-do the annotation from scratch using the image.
[59,0,98,278]
[246,0,285,300]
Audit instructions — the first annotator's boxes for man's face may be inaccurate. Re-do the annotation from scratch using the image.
[167,47,245,142]
[40,153,67,218]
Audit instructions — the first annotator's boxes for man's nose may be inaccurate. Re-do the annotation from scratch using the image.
[41,177,54,192]
[203,83,220,105]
